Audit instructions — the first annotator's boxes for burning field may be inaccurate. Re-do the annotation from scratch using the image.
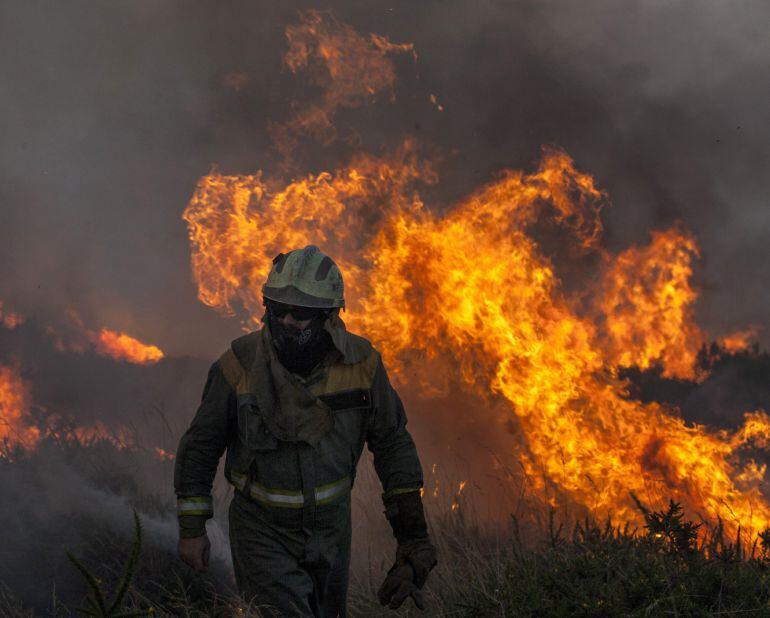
[2,3,770,616]
[183,136,770,541]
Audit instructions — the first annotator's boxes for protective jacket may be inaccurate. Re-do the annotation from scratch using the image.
[174,316,424,616]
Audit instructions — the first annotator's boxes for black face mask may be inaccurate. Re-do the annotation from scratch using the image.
[266,307,332,376]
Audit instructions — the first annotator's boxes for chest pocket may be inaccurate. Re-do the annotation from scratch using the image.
[236,393,278,451]
[320,388,370,452]
[318,388,371,412]
[219,346,279,452]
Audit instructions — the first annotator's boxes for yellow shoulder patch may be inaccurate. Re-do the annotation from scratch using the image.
[217,348,248,394]
[312,349,380,396]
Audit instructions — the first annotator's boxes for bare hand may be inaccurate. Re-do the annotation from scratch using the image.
[178,534,211,573]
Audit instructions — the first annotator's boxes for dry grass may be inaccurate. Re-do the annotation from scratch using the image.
[4,429,770,616]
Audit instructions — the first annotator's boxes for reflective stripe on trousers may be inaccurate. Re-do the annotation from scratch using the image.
[230,471,351,508]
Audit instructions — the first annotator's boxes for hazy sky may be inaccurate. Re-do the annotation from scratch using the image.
[1,5,769,608]
[1,0,769,359]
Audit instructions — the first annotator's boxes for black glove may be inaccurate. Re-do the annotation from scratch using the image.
[378,490,437,610]
[378,538,437,610]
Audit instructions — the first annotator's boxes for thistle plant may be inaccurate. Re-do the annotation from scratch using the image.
[66,511,150,617]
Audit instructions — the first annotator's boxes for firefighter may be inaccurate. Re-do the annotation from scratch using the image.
[175,245,437,616]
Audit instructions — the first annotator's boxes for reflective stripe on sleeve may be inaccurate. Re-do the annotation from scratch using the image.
[177,496,214,517]
[382,486,422,501]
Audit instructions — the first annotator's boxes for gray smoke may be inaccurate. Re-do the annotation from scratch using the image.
[0,442,233,610]
[0,319,210,429]
[1,0,768,357]
[1,0,770,611]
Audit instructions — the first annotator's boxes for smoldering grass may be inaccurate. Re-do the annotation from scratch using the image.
[6,418,770,615]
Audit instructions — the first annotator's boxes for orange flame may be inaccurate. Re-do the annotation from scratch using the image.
[593,227,705,379]
[47,311,164,365]
[0,362,170,457]
[0,364,129,454]
[732,411,770,450]
[720,328,760,353]
[47,419,132,449]
[451,480,468,511]
[184,144,770,539]
[92,328,164,365]
[270,10,415,156]
[184,139,433,330]
[0,363,39,456]
[0,301,24,330]
[155,447,175,461]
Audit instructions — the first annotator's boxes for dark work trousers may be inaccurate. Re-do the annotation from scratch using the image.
[229,491,351,617]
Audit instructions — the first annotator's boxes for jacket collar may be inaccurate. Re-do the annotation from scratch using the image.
[260,310,372,366]
[323,313,372,365]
